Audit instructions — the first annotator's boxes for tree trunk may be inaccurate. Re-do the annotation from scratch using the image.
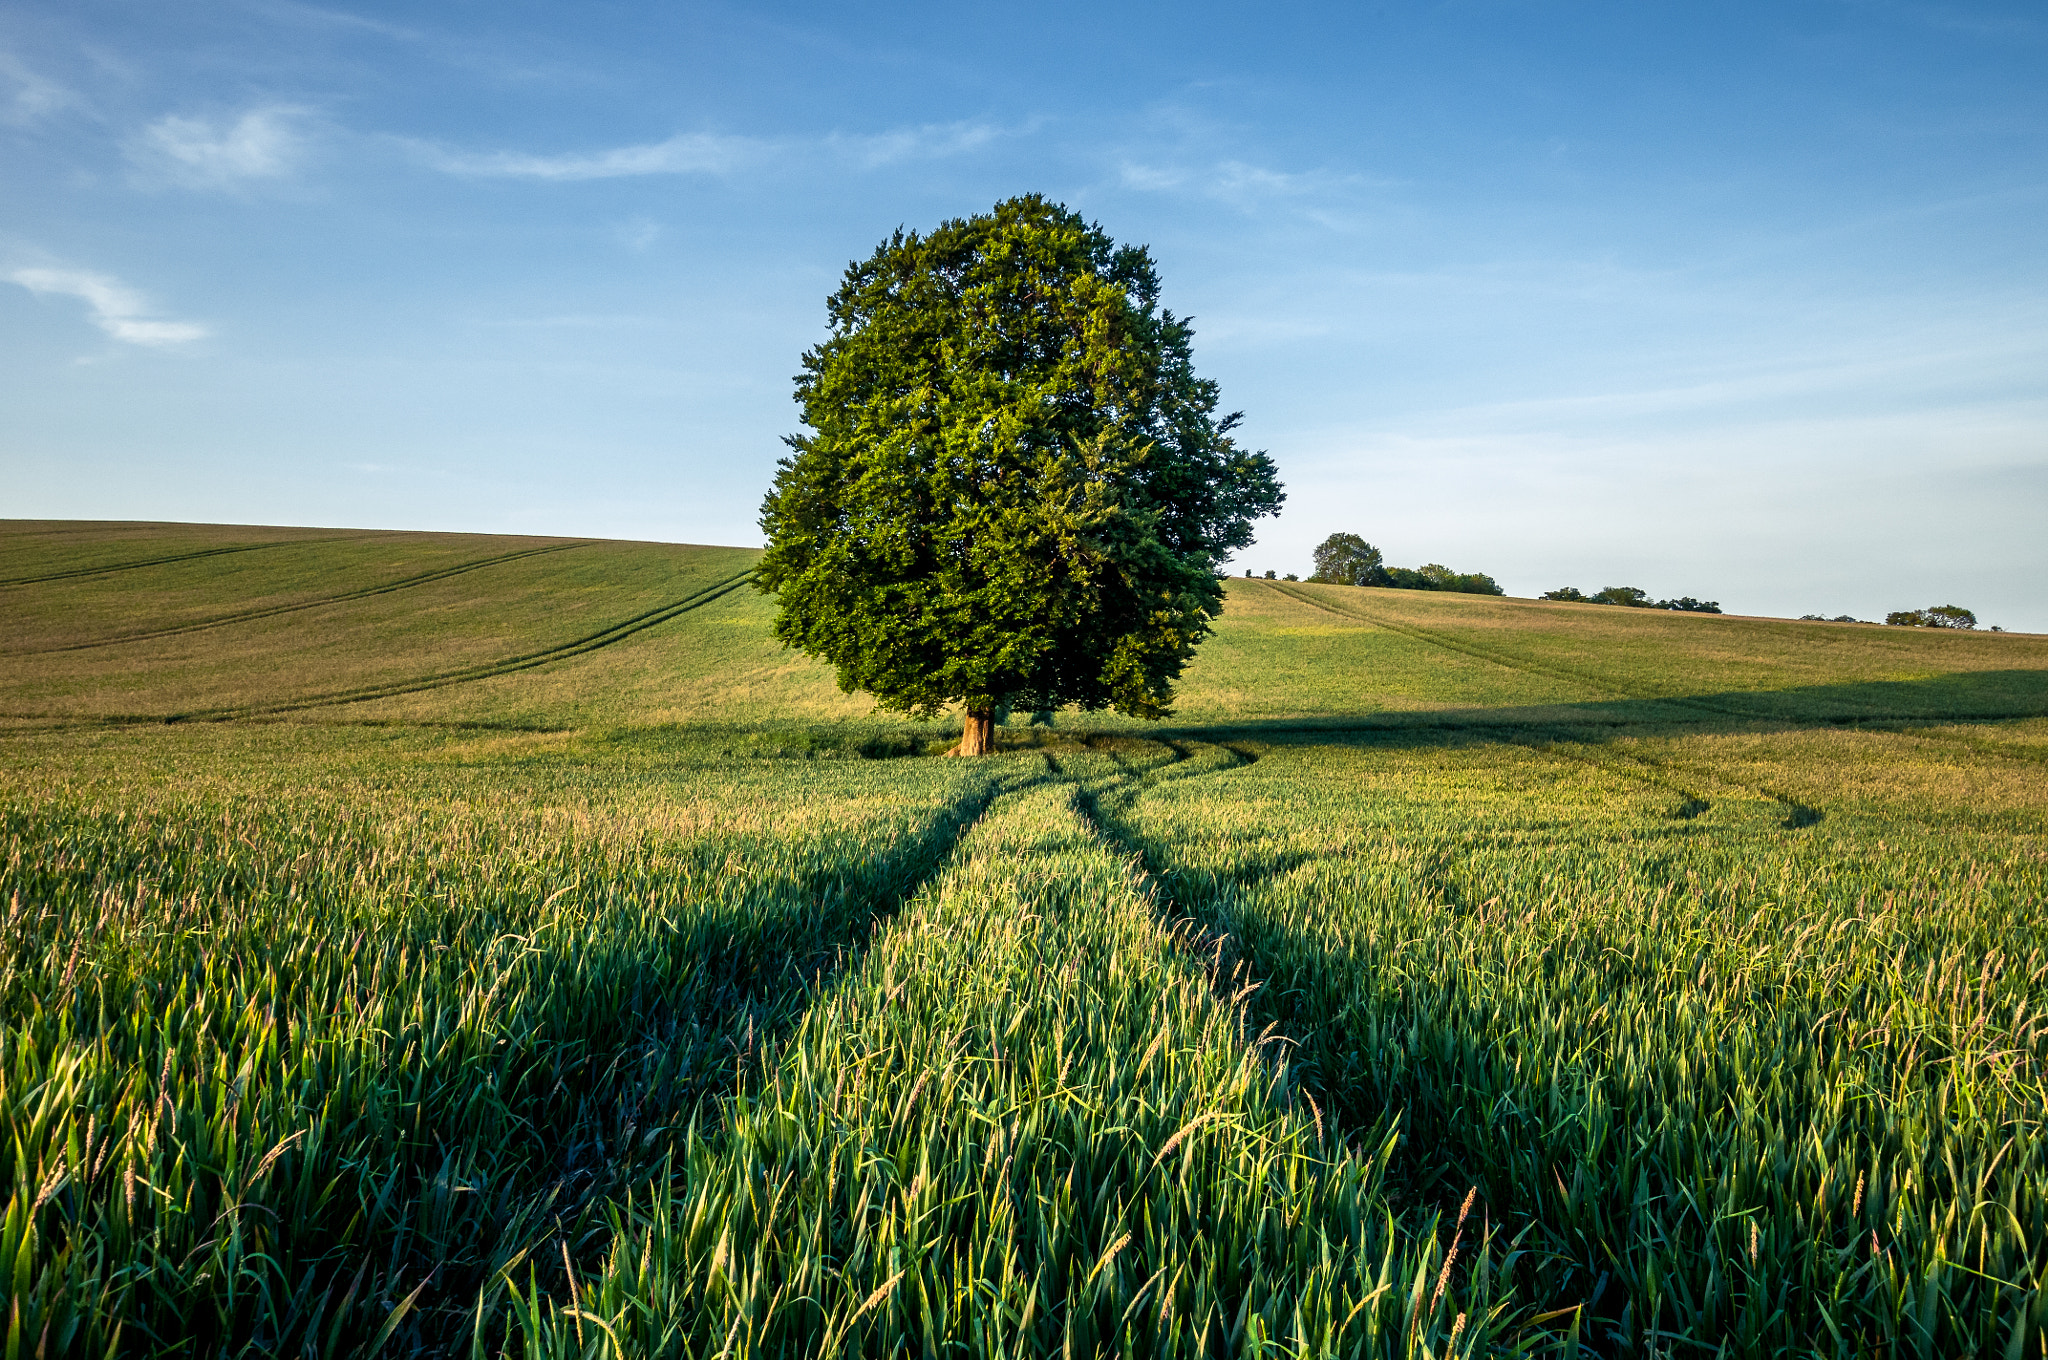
[955,707,997,757]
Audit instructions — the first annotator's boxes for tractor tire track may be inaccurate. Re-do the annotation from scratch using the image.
[1266,582,1827,825]
[160,570,761,722]
[2,569,755,733]
[8,541,598,655]
[0,536,365,587]
[0,570,759,731]
[1268,582,1645,705]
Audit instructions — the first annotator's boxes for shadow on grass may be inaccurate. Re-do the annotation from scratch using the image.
[1064,669,2047,1353]
[1146,667,2048,749]
[1066,670,2048,1141]
[410,761,1049,1349]
[9,764,1042,1358]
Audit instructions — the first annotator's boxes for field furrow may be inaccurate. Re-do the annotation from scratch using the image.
[1105,736,2048,1354]
[512,770,1510,1357]
[161,569,760,721]
[13,541,597,654]
[3,523,2044,1357]
[0,536,357,587]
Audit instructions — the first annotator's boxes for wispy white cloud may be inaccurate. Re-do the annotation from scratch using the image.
[1401,305,2048,431]
[247,0,422,42]
[1118,162,1186,192]
[615,216,661,250]
[129,106,307,187]
[409,118,1008,181]
[1212,160,1317,197]
[7,267,209,346]
[1119,155,1379,215]
[1191,314,1335,349]
[0,51,77,126]
[471,313,680,329]
[826,119,1001,168]
[408,130,766,180]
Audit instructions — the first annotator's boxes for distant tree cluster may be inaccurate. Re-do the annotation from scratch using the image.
[1540,584,1722,614]
[1308,533,1504,596]
[1800,614,1863,623]
[1885,605,1977,630]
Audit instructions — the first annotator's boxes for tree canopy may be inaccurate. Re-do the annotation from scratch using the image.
[1307,533,1503,596]
[1886,605,1976,629]
[1541,584,1722,614]
[757,195,1284,753]
[1310,533,1384,586]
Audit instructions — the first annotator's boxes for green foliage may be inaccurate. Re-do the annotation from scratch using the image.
[6,523,2048,1355]
[1102,735,2048,1354]
[1310,534,1503,596]
[1887,605,1977,629]
[508,771,1510,1355]
[1309,531,1384,586]
[756,196,1283,722]
[1549,584,1722,613]
[1383,563,1505,596]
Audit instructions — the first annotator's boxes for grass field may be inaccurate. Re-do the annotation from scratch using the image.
[3,520,2045,1357]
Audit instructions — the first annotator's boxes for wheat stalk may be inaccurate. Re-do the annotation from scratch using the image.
[1151,1112,1227,1169]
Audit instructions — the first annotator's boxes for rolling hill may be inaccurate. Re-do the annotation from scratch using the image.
[4,519,2046,1356]
[5,518,2044,736]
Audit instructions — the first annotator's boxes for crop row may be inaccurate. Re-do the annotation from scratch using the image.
[1,746,1000,1353]
[1100,735,2048,1355]
[507,770,1504,1357]
[3,724,2043,1355]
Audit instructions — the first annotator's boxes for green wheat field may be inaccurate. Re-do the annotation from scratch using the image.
[4,519,2046,1358]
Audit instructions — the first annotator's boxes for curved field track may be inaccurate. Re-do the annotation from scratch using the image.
[0,537,357,587]
[3,521,2048,1356]
[0,522,760,722]
[14,540,596,653]
[170,567,759,721]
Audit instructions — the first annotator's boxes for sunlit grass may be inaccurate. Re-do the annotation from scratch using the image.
[1100,735,2048,1354]
[2,521,2045,1355]
[0,727,1001,1352]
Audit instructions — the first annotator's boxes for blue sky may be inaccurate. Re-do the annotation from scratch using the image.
[4,1,2044,628]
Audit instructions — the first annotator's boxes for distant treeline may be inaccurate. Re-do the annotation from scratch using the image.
[1541,585,1721,614]
[1884,605,1978,630]
[1308,533,1504,596]
[1801,606,1993,630]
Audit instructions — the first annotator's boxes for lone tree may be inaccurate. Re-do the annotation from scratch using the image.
[757,196,1284,755]
[1310,533,1384,586]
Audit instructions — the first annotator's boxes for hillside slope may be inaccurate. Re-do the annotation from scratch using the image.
[5,520,2046,1355]
[4,519,2044,736]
